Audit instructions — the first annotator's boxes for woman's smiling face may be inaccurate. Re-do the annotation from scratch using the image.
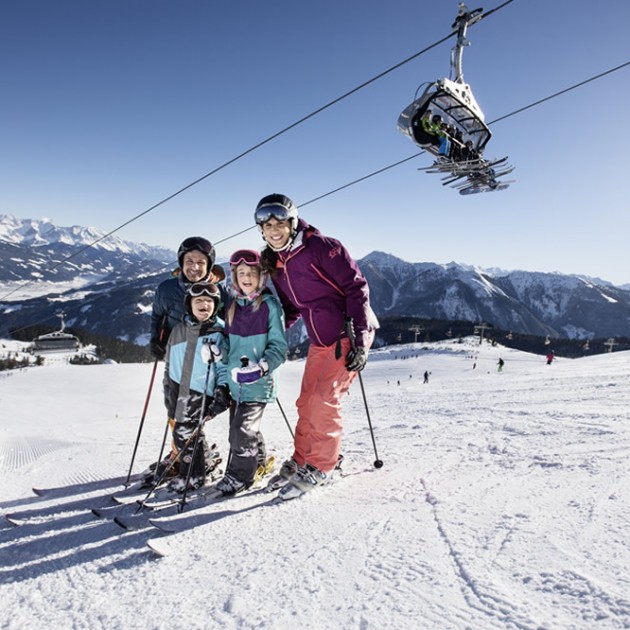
[261,217,292,250]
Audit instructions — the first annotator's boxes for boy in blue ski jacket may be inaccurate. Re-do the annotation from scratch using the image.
[213,249,288,496]
[164,282,230,492]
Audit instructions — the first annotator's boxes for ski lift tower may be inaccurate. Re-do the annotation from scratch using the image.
[604,338,618,353]
[473,322,489,345]
[409,325,424,343]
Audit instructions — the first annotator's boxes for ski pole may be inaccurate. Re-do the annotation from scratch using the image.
[124,320,165,485]
[345,318,383,469]
[275,398,295,439]
[150,414,175,487]
[124,357,160,486]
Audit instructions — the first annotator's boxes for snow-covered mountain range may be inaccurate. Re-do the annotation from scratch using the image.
[360,252,630,340]
[1,214,629,343]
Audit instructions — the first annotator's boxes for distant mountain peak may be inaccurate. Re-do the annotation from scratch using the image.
[0,214,173,258]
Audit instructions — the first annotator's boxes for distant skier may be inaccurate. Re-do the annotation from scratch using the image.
[423,370,430,384]
[497,358,505,372]
[546,351,555,365]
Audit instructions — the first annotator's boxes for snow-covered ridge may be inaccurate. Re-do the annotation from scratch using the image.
[0,214,173,259]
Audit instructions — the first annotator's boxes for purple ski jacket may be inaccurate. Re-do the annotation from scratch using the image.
[269,220,376,349]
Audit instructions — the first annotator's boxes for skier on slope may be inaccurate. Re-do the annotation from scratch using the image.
[255,193,379,500]
[146,237,227,482]
[211,249,288,496]
[163,282,231,492]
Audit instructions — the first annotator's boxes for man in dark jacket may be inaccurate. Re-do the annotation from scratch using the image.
[146,236,226,482]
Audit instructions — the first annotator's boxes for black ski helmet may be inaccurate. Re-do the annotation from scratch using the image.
[254,194,299,234]
[177,236,216,270]
[185,282,221,322]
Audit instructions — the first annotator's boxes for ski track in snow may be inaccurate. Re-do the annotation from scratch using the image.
[1,339,629,629]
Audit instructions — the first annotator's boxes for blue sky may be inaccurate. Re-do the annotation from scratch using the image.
[1,1,629,284]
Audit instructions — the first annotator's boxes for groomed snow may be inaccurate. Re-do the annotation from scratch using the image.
[1,338,629,629]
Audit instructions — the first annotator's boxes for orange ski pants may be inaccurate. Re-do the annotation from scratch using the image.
[292,333,373,474]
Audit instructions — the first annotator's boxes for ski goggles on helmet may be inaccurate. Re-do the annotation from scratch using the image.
[254,204,292,225]
[188,282,220,298]
[229,249,260,267]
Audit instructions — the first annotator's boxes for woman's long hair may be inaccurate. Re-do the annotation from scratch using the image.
[260,247,278,279]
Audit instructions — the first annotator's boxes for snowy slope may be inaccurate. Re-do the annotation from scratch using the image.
[1,339,629,629]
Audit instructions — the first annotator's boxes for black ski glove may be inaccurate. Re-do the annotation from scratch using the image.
[150,338,166,360]
[346,346,368,372]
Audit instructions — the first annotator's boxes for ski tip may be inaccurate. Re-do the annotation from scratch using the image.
[146,538,169,557]
[148,518,176,534]
[32,487,47,497]
[5,514,24,526]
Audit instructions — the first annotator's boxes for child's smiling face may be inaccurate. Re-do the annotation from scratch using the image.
[191,296,215,322]
[235,263,260,297]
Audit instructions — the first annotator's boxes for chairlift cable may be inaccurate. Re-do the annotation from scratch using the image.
[488,61,630,125]
[3,57,628,337]
[2,3,521,302]
[3,49,626,327]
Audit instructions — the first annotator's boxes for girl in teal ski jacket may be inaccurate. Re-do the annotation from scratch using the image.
[212,249,288,496]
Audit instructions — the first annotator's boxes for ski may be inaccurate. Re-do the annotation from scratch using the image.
[148,517,184,534]
[147,489,278,540]
[147,465,279,534]
[113,513,153,531]
[146,537,171,558]
[110,477,157,504]
[147,491,231,533]
[140,454,275,511]
[5,514,27,527]
[90,503,128,519]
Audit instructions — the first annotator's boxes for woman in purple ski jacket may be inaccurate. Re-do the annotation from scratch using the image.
[256,193,378,500]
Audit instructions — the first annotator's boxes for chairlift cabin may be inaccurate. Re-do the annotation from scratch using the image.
[32,331,81,353]
[397,4,513,193]
[398,78,491,157]
[398,5,490,158]
[32,312,80,353]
